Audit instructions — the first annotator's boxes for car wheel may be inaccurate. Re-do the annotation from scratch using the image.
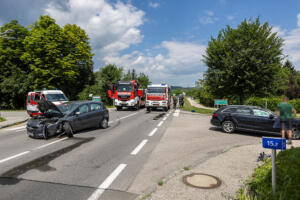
[100,118,108,129]
[146,107,151,112]
[222,120,235,133]
[116,106,121,111]
[63,122,74,138]
[292,128,300,140]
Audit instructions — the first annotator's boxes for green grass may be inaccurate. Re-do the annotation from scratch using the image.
[237,147,300,200]
[0,117,5,122]
[183,166,190,171]
[157,180,163,186]
[182,98,214,115]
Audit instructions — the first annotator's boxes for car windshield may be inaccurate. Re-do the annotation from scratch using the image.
[46,94,68,102]
[147,87,165,93]
[117,84,132,92]
[57,102,78,114]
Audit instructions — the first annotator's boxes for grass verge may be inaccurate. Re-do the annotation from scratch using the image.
[237,147,300,200]
[182,98,214,115]
[0,117,6,122]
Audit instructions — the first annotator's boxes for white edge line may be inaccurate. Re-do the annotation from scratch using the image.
[148,128,158,137]
[162,117,167,121]
[34,138,67,150]
[131,140,148,155]
[16,129,26,132]
[8,126,26,131]
[0,151,30,163]
[157,121,164,127]
[87,164,127,200]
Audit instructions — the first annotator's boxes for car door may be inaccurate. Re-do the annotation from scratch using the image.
[231,107,255,129]
[72,104,90,131]
[252,108,275,132]
[90,103,103,127]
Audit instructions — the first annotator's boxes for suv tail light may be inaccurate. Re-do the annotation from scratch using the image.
[212,113,218,117]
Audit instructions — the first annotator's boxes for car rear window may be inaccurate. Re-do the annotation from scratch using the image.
[222,108,236,113]
[234,108,252,115]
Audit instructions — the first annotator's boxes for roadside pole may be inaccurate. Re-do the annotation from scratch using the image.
[262,137,286,194]
[272,149,276,194]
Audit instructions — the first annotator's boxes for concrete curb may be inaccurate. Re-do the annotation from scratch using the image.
[0,118,29,129]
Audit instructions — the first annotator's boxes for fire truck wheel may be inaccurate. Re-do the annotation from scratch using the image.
[147,107,151,112]
[116,106,122,111]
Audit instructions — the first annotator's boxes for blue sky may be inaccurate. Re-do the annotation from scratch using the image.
[1,0,300,86]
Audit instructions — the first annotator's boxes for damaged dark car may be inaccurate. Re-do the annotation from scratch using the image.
[26,100,109,139]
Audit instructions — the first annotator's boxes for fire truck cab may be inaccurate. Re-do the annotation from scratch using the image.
[145,83,171,112]
[108,80,145,111]
[26,90,68,117]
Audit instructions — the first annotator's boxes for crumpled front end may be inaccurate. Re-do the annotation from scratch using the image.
[27,117,61,139]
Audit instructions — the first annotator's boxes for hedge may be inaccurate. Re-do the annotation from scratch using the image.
[245,97,300,112]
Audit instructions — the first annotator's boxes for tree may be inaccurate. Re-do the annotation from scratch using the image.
[79,64,122,104]
[277,60,300,99]
[21,15,93,99]
[0,20,30,109]
[203,18,284,104]
[137,72,150,89]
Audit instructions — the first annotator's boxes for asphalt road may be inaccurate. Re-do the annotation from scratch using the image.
[0,108,174,200]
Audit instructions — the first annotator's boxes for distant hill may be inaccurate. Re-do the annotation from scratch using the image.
[171,86,195,90]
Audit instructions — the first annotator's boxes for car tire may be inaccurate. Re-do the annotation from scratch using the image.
[222,120,235,133]
[100,118,108,129]
[292,128,300,140]
[63,122,74,138]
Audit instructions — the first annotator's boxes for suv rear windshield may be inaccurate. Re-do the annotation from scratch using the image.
[147,87,165,93]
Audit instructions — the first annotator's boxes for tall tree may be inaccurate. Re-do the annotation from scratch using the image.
[21,15,93,99]
[137,72,150,88]
[0,20,30,109]
[203,18,283,103]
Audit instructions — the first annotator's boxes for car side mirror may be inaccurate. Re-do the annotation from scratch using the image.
[269,114,275,119]
[75,111,80,116]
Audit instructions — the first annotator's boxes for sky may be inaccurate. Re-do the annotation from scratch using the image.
[1,0,300,87]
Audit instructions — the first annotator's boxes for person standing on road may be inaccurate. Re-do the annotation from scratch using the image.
[276,96,296,144]
[172,94,178,109]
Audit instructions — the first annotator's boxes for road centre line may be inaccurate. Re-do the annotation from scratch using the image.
[7,126,26,131]
[0,151,30,164]
[34,138,68,150]
[157,121,164,127]
[162,116,167,121]
[87,164,127,200]
[131,140,148,155]
[148,128,158,137]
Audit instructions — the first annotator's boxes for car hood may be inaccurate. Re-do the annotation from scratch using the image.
[36,99,62,115]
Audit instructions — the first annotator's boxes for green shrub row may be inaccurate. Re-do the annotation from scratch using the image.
[246,97,300,112]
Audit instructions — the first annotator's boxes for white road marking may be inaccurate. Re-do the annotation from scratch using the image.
[119,112,138,120]
[173,109,180,117]
[87,164,127,200]
[16,129,26,132]
[162,117,167,121]
[0,151,30,164]
[157,121,164,127]
[7,126,26,131]
[131,140,148,155]
[34,138,68,150]
[148,128,158,137]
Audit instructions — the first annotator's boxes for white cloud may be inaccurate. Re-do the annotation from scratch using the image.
[273,14,300,67]
[149,2,160,8]
[199,10,218,25]
[227,15,234,21]
[45,0,144,67]
[104,41,207,86]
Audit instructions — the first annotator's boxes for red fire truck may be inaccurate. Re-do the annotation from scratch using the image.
[108,80,146,111]
[145,83,171,111]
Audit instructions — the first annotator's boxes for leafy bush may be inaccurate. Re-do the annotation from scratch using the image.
[238,147,300,200]
[245,97,300,112]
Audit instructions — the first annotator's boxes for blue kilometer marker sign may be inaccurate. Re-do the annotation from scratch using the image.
[262,137,286,150]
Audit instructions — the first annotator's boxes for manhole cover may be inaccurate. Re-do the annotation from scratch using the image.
[183,173,221,189]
